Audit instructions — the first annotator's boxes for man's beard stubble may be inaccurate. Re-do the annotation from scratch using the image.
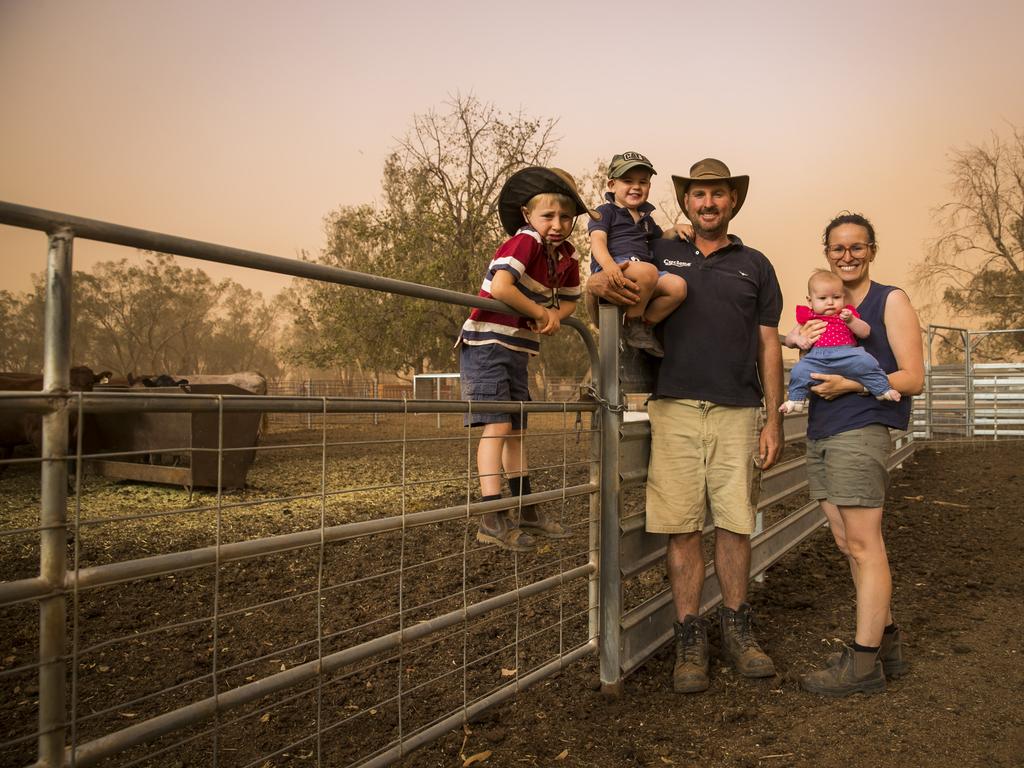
[689,206,731,241]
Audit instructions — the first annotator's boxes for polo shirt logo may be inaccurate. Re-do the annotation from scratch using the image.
[663,260,691,267]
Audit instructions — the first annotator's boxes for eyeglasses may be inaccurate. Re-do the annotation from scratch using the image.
[826,243,873,259]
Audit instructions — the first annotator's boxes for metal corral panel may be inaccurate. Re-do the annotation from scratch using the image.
[620,500,828,675]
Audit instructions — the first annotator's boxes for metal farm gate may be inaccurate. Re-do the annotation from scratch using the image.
[917,325,1024,440]
[0,200,914,767]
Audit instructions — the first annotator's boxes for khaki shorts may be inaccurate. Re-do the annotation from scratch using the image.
[646,399,763,535]
[806,424,891,508]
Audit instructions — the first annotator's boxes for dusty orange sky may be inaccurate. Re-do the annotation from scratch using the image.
[2,0,1022,332]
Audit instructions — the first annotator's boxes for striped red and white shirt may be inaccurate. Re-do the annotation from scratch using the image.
[459,228,581,354]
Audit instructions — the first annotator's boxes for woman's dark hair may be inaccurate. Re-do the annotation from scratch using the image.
[822,211,877,250]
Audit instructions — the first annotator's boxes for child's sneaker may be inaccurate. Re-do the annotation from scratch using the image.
[622,318,664,357]
[877,389,901,402]
[779,399,805,414]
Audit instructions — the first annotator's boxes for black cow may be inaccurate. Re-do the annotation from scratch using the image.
[0,366,110,464]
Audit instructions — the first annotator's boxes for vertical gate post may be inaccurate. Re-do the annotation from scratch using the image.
[925,327,933,439]
[39,228,74,766]
[597,304,623,695]
[965,330,974,438]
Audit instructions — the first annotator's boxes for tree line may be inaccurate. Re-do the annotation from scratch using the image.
[0,254,284,377]
[3,99,1020,377]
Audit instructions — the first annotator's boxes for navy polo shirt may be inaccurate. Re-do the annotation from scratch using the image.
[587,192,663,272]
[651,235,782,407]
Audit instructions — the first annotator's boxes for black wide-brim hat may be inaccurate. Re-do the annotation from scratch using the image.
[671,158,750,219]
[497,166,601,236]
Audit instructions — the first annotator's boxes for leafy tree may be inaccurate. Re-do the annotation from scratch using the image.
[291,94,570,376]
[915,125,1024,360]
[2,254,283,376]
[0,288,45,370]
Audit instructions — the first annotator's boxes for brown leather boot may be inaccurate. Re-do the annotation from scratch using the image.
[827,626,909,678]
[718,603,776,678]
[518,505,572,539]
[673,615,709,693]
[802,644,886,696]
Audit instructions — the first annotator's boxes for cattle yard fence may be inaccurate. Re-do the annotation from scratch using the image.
[1,199,914,767]
[916,325,1024,440]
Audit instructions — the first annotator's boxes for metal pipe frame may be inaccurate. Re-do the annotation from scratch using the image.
[596,303,623,695]
[0,201,599,382]
[38,230,73,767]
[0,485,597,606]
[0,393,596,416]
[61,564,595,768]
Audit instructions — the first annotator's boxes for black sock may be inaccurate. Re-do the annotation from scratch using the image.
[508,475,531,498]
[853,642,880,654]
[482,494,502,503]
[883,623,898,635]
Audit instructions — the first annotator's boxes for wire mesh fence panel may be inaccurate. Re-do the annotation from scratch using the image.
[0,391,598,767]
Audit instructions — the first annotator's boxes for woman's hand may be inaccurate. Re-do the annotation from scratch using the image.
[785,318,826,351]
[809,373,863,400]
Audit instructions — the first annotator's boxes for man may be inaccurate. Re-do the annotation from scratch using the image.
[588,158,784,693]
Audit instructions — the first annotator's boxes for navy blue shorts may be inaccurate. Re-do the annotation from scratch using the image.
[459,342,531,429]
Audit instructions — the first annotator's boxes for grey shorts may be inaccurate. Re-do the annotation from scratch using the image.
[459,342,531,429]
[806,424,892,508]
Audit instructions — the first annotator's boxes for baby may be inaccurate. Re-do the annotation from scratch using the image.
[780,270,900,414]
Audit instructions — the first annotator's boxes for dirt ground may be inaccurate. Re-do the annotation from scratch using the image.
[413,442,1024,768]
[1,422,1022,768]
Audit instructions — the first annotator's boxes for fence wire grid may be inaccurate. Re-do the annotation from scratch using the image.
[0,394,599,767]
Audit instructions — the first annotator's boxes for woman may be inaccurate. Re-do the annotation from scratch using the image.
[793,212,924,696]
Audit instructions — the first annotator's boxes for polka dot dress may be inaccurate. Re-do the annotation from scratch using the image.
[795,305,857,347]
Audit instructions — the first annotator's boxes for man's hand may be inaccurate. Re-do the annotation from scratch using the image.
[586,269,641,307]
[663,222,695,241]
[605,262,626,289]
[758,419,783,470]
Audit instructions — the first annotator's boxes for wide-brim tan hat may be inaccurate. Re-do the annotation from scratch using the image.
[671,158,749,219]
[498,167,601,236]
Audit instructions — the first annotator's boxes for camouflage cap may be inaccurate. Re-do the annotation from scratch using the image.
[608,151,657,179]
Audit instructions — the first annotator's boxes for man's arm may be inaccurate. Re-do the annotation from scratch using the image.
[757,325,785,470]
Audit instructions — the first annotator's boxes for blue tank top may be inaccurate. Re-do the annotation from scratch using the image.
[806,282,913,440]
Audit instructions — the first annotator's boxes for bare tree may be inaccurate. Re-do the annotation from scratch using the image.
[914,124,1024,359]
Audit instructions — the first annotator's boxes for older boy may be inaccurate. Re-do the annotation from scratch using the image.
[459,167,598,551]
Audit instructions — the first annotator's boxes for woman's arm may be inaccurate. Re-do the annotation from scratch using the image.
[882,289,924,396]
